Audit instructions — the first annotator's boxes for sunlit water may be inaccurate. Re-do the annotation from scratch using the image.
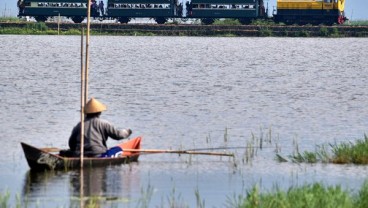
[1,35,368,207]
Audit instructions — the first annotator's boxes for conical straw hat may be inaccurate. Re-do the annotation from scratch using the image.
[84,98,107,114]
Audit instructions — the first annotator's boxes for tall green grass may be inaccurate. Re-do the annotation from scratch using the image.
[0,17,25,23]
[228,181,368,208]
[213,19,241,25]
[331,135,368,164]
[345,20,368,26]
[279,135,368,164]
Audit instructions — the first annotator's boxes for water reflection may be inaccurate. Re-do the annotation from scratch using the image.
[22,164,141,207]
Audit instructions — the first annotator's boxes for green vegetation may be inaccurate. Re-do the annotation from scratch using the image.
[227,182,368,208]
[259,27,273,37]
[0,22,58,35]
[331,135,368,164]
[278,135,368,164]
[345,20,368,26]
[251,19,279,26]
[0,190,21,208]
[0,19,367,36]
[0,17,26,23]
[213,18,241,25]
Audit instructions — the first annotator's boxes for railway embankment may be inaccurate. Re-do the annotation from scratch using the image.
[1,22,368,37]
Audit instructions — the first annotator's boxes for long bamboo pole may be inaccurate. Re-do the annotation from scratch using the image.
[80,28,85,168]
[84,0,91,105]
[123,148,234,157]
[41,147,234,157]
[80,0,92,169]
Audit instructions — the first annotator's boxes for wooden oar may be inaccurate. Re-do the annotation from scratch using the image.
[40,147,234,157]
[123,148,234,157]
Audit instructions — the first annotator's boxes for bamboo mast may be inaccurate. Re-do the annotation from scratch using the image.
[80,28,85,168]
[80,0,92,168]
[79,28,86,207]
[84,0,91,104]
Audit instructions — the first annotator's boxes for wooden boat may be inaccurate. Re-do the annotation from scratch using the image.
[21,137,142,171]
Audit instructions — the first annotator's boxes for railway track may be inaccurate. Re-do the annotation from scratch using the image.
[1,22,368,37]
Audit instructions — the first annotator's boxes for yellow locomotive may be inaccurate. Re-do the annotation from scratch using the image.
[274,0,347,25]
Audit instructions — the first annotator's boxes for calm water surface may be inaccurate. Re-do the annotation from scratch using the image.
[1,35,368,207]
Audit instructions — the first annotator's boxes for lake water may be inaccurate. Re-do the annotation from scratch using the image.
[1,35,368,207]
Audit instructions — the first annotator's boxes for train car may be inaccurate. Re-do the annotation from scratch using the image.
[186,0,266,25]
[274,0,347,25]
[107,0,182,24]
[17,0,102,23]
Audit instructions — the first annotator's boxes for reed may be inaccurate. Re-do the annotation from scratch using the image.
[280,135,368,164]
[195,188,205,208]
[0,190,10,208]
[137,183,154,208]
[224,127,228,142]
[231,182,368,208]
[331,135,368,164]
[166,187,188,208]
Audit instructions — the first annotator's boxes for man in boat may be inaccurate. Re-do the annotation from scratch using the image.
[67,98,132,157]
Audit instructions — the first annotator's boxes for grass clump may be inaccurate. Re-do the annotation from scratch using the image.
[331,135,368,164]
[213,19,241,25]
[229,182,368,208]
[251,19,277,26]
[245,183,353,208]
[279,135,368,164]
[0,17,25,23]
[0,190,10,208]
[345,20,368,26]
[259,27,273,36]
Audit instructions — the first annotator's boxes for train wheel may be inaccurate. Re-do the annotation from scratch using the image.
[34,16,47,22]
[71,16,84,23]
[155,17,167,24]
[118,17,130,24]
[201,18,214,25]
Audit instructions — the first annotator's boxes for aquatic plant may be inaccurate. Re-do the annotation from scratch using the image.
[165,187,188,208]
[224,127,228,142]
[279,135,368,165]
[136,183,154,208]
[331,135,368,164]
[195,188,205,208]
[0,190,10,208]
[232,183,365,208]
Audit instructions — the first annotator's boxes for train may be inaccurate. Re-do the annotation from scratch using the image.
[17,0,347,25]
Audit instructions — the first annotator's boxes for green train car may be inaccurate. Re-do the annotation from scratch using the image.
[186,0,266,24]
[17,0,102,23]
[107,0,182,24]
[274,0,347,25]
